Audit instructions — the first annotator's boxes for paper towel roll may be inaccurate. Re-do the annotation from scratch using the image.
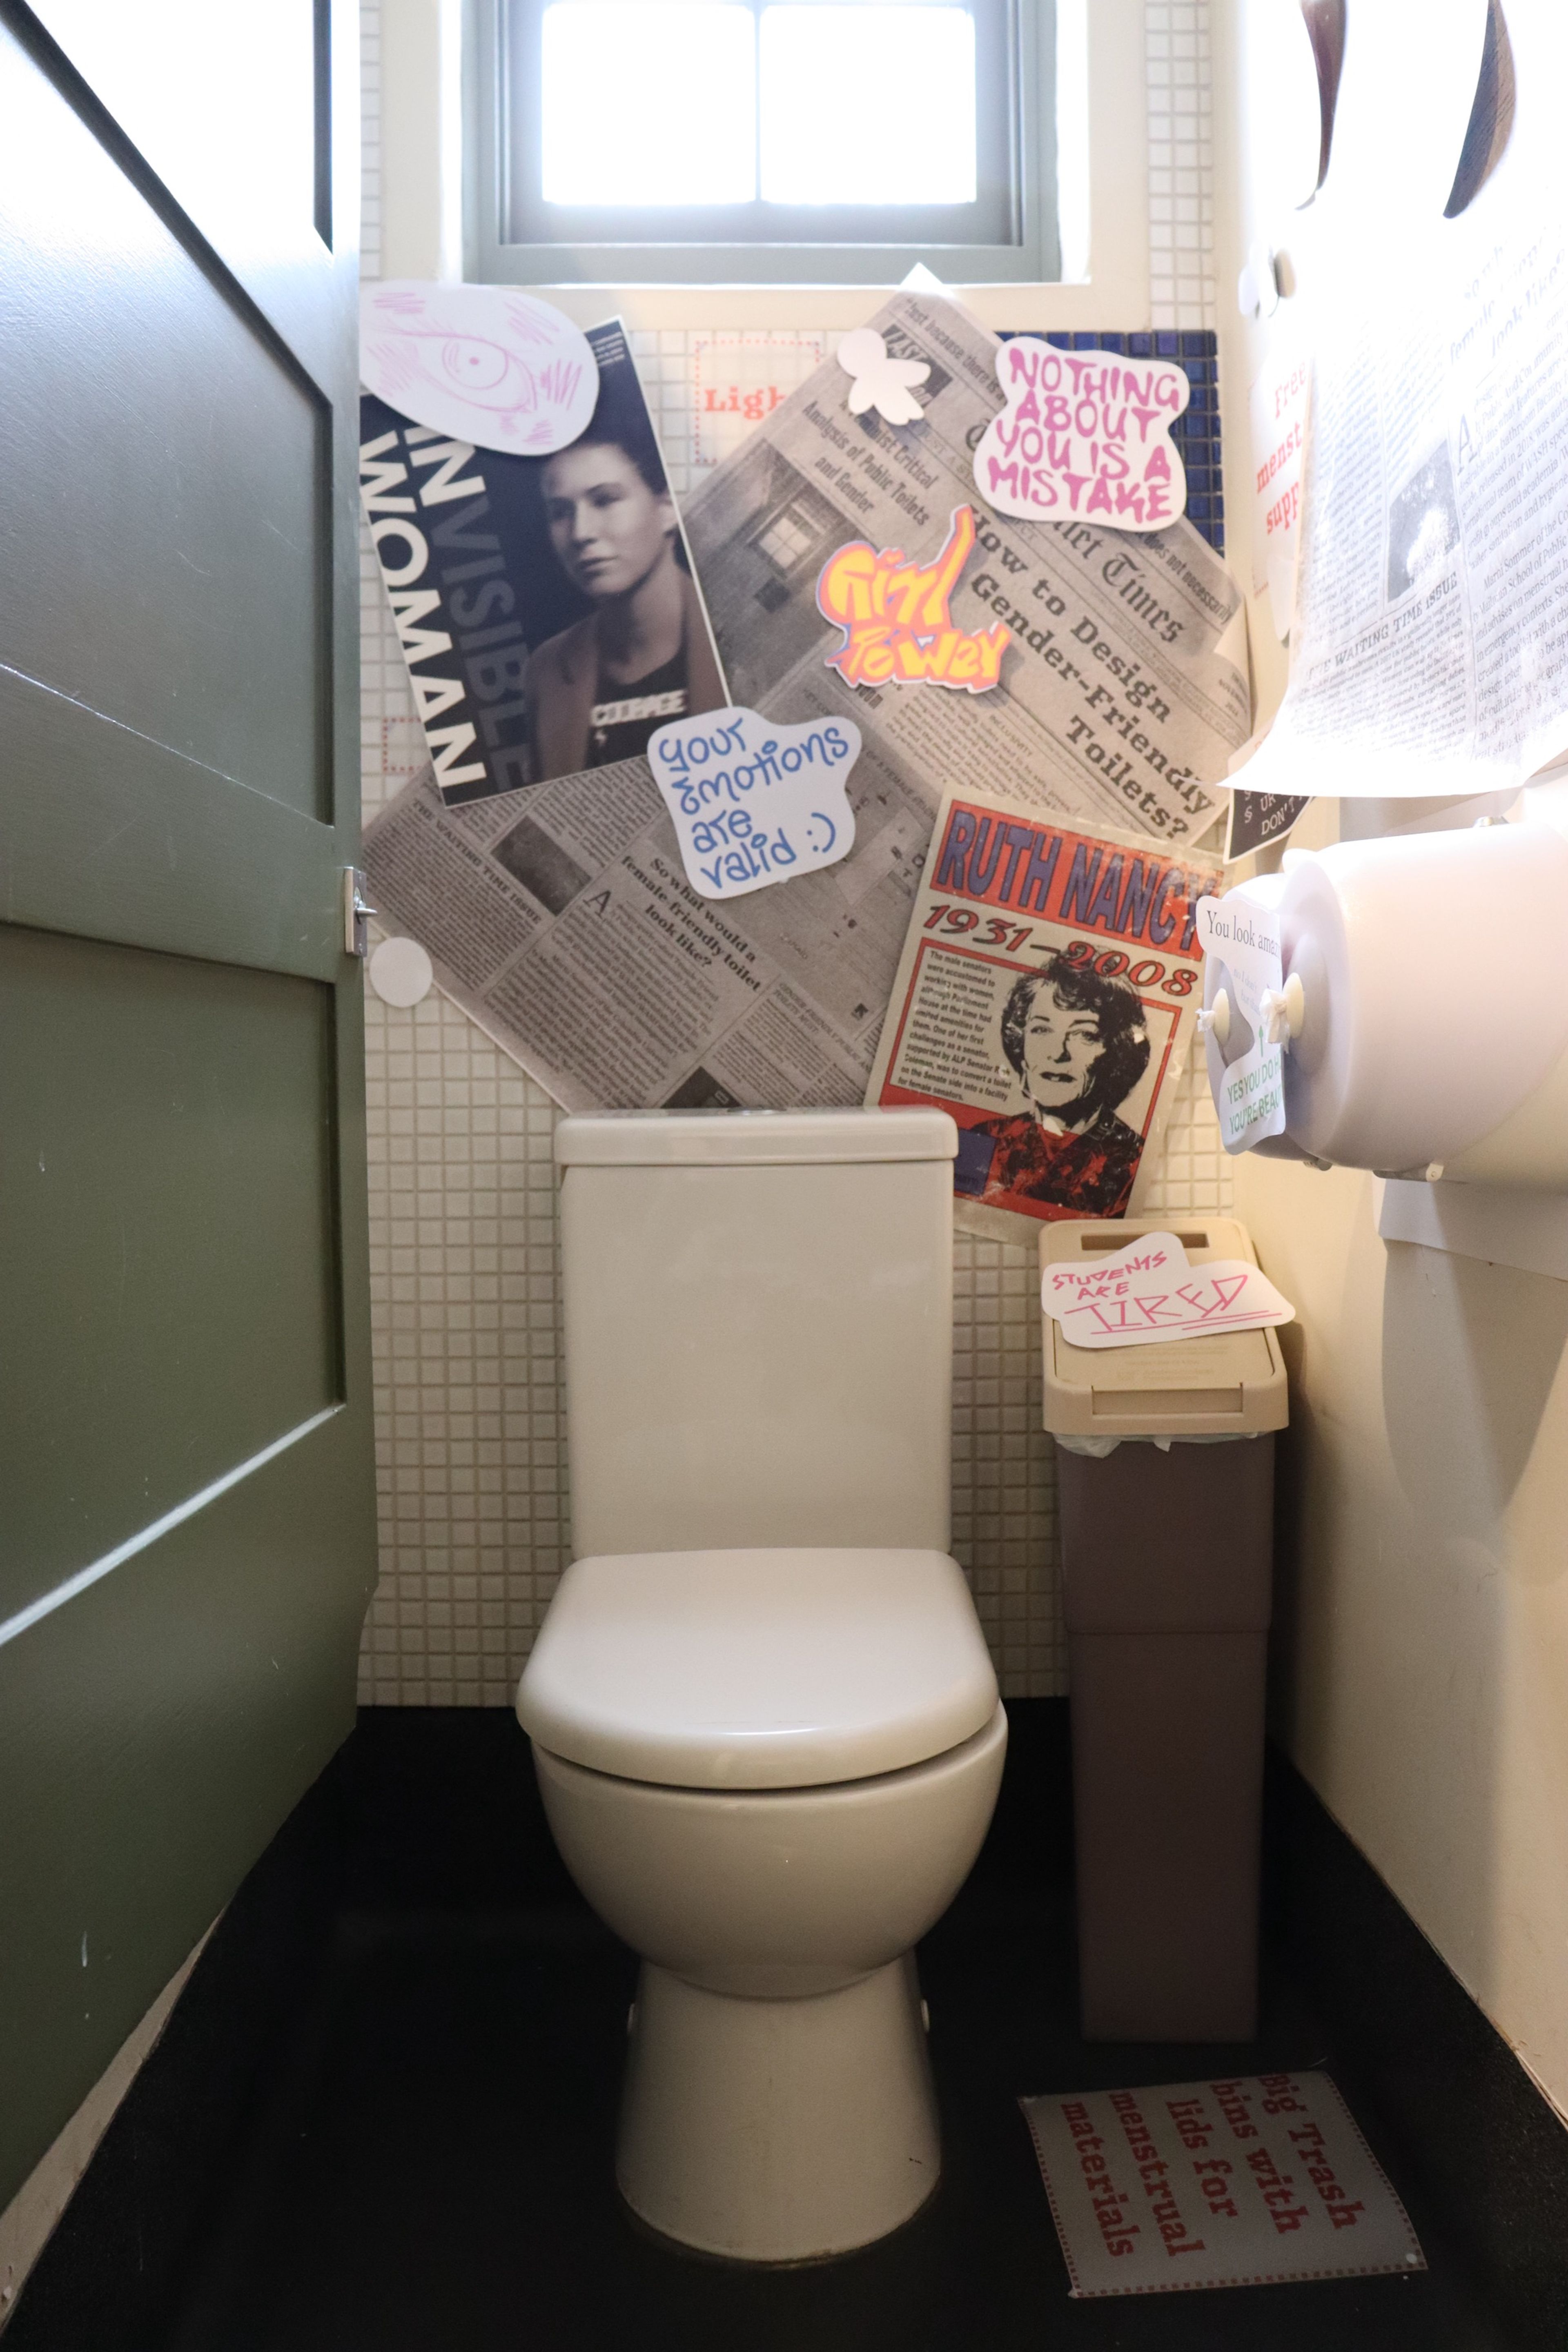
[1276,822,1568,1174]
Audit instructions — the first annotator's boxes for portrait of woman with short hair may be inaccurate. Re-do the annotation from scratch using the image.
[525,392,725,780]
[967,955,1152,1217]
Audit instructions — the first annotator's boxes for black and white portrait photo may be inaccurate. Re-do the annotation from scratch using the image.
[362,320,727,805]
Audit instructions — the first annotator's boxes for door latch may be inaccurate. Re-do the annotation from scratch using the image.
[343,866,377,958]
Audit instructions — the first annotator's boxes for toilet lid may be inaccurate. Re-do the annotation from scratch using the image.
[516,1548,999,1790]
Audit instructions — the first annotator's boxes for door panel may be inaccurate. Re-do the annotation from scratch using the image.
[0,0,373,2210]
[24,0,341,374]
[0,23,331,820]
[0,1403,370,2201]
[0,672,347,976]
[1,925,341,1621]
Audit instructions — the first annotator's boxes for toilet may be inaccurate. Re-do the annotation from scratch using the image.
[516,1107,1007,2263]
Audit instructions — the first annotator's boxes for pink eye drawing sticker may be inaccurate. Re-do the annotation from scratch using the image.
[360,283,599,457]
[973,341,1189,534]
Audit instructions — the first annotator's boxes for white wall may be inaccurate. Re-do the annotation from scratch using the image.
[1212,0,1568,2122]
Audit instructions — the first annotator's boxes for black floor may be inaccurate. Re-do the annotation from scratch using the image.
[163,1711,1512,2352]
[12,1705,1556,2351]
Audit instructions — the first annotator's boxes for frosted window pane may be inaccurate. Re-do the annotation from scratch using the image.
[759,7,977,204]
[541,4,757,205]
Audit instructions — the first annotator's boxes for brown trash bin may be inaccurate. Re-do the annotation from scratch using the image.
[1039,1220,1289,2044]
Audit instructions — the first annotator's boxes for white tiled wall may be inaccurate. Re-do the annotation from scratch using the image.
[355,0,1229,1706]
[1146,0,1218,330]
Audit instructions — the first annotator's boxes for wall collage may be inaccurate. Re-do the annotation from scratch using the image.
[354,0,1232,1707]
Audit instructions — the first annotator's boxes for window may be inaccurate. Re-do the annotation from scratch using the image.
[473,0,1059,284]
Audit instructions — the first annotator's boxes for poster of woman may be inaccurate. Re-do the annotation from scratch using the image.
[865,786,1222,1235]
[361,319,727,805]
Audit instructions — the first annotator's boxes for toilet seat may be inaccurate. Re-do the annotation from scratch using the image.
[517,1546,998,1791]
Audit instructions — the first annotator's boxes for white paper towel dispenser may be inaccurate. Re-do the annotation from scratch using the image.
[1202,785,1568,1187]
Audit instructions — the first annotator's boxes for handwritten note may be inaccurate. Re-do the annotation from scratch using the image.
[974,342,1189,531]
[360,282,598,457]
[648,706,860,901]
[1194,895,1288,1154]
[1041,1230,1294,1350]
[816,504,1010,692]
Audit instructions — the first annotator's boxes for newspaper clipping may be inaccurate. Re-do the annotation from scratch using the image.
[1235,2,1568,799]
[363,293,1250,1114]
[866,786,1221,1235]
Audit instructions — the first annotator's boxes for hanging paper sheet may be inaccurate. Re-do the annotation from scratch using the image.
[1234,1,1568,797]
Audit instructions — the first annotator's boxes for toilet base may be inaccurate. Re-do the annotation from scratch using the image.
[616,1953,941,2261]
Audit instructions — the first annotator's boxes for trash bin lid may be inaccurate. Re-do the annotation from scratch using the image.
[1039,1218,1288,1438]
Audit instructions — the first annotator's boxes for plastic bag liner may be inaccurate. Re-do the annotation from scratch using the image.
[1053,1430,1260,1457]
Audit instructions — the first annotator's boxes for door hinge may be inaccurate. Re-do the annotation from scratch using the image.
[343,866,377,958]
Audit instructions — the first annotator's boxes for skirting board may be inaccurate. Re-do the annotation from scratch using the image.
[1376,1179,1568,1281]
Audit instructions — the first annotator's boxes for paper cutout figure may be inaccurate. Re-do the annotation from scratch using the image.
[360,282,599,458]
[648,706,860,901]
[1040,1229,1294,1350]
[974,341,1189,531]
[815,505,1010,692]
[835,326,931,426]
[1195,895,1289,1154]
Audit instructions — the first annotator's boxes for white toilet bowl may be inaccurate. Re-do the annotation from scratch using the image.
[517,1545,1006,2261]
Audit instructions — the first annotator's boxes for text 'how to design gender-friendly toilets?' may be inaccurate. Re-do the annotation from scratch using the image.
[1041,1231,1293,1350]
[648,706,860,901]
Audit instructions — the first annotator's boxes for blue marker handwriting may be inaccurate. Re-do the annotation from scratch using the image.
[648,705,861,901]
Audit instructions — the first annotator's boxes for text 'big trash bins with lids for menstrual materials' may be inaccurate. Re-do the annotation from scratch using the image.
[1040,1218,1288,2043]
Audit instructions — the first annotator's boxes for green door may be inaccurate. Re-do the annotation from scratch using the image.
[0,0,374,2204]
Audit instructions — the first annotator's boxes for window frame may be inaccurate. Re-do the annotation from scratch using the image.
[469,0,1060,285]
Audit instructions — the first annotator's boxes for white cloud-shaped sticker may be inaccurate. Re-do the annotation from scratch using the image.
[973,341,1189,532]
[648,707,860,901]
[360,281,599,457]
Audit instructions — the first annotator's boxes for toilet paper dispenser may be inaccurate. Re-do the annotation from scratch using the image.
[1200,783,1568,1189]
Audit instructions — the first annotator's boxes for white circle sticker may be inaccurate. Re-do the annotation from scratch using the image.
[368,935,434,1009]
[360,282,600,457]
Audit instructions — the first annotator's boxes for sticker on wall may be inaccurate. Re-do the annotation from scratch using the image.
[1040,1228,1295,1349]
[648,706,859,900]
[360,282,599,458]
[1223,790,1311,863]
[367,935,434,1009]
[973,341,1189,531]
[815,505,1010,692]
[835,326,931,426]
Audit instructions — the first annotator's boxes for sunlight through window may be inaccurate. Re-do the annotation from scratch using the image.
[759,7,977,205]
[540,2,758,206]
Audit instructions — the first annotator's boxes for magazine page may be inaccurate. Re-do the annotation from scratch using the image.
[864,784,1222,1238]
[360,319,728,805]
